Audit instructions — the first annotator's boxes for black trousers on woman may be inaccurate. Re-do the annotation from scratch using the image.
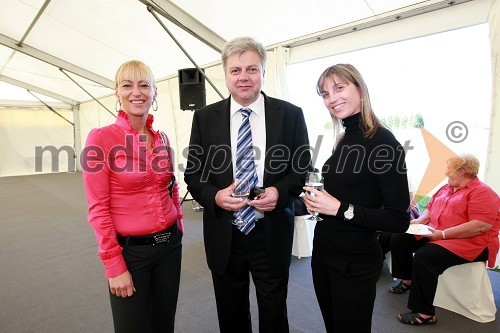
[109,227,182,333]
[311,243,383,333]
[390,233,488,316]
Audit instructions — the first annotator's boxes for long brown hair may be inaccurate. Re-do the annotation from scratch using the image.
[316,63,383,139]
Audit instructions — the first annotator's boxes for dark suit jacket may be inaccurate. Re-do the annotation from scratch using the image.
[184,92,311,276]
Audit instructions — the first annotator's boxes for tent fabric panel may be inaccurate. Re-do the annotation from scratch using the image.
[0,50,113,102]
[21,0,221,87]
[0,0,45,40]
[171,0,374,46]
[78,95,117,140]
[485,0,500,213]
[367,0,428,13]
[288,0,492,66]
[0,81,49,101]
[0,108,74,176]
[0,43,13,63]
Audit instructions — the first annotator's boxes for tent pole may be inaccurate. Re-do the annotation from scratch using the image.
[59,69,116,119]
[28,90,78,172]
[146,5,225,100]
[148,5,223,210]
[147,4,223,209]
[27,90,74,126]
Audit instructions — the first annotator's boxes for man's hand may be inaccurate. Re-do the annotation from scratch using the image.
[249,187,278,212]
[109,270,135,298]
[215,181,248,211]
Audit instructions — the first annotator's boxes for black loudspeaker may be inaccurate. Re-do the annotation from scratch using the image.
[178,68,206,110]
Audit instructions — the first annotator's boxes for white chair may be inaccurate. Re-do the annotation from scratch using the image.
[433,261,496,323]
[292,215,317,258]
[384,251,393,274]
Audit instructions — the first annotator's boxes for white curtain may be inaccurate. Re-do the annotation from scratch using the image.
[267,46,290,100]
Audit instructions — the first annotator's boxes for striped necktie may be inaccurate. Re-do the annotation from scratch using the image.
[234,108,258,234]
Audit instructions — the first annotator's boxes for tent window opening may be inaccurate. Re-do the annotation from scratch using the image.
[287,23,492,194]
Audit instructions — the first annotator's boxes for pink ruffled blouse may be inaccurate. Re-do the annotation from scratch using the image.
[82,111,183,278]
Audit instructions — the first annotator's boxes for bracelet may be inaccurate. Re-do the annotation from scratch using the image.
[442,230,446,240]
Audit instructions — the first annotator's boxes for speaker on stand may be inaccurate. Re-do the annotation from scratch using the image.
[178,68,205,210]
[178,68,206,111]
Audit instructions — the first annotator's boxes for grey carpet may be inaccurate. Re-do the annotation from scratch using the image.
[0,172,499,332]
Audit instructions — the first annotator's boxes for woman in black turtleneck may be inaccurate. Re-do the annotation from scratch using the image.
[303,64,410,332]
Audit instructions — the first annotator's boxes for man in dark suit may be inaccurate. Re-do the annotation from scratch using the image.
[184,37,311,333]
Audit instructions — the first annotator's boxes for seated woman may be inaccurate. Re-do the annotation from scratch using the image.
[389,153,499,325]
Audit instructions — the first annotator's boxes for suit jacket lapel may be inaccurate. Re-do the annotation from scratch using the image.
[214,98,234,183]
[263,93,284,185]
[214,98,231,145]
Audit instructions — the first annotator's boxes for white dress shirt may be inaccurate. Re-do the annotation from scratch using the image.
[230,93,266,219]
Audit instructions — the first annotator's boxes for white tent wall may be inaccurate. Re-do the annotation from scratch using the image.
[485,0,500,195]
[486,0,500,267]
[0,107,75,176]
[78,96,117,139]
[287,0,499,191]
[288,0,493,65]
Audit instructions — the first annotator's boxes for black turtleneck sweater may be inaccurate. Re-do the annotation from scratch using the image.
[315,112,410,253]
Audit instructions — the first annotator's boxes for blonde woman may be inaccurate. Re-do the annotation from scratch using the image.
[82,60,183,332]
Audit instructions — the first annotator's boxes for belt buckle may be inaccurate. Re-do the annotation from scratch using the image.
[153,232,171,244]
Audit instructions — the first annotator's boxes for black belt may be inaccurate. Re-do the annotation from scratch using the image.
[117,223,177,246]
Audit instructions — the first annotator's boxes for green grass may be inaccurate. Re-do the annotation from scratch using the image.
[416,196,431,212]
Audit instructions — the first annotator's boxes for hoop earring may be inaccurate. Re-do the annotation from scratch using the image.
[152,99,158,112]
[115,100,121,112]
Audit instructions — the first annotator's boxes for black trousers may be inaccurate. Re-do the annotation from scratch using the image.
[211,220,289,333]
[311,243,383,333]
[390,233,488,315]
[109,227,182,333]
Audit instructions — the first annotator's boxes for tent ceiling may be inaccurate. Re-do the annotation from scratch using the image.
[0,0,476,107]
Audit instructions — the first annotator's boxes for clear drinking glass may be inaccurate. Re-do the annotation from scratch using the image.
[231,179,250,227]
[305,171,324,221]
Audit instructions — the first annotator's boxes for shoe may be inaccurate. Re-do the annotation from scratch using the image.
[389,280,411,294]
[398,311,437,325]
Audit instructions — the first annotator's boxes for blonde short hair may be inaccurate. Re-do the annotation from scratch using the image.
[114,60,156,90]
[447,154,479,179]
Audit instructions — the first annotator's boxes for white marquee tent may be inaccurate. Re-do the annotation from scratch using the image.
[1,0,500,197]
